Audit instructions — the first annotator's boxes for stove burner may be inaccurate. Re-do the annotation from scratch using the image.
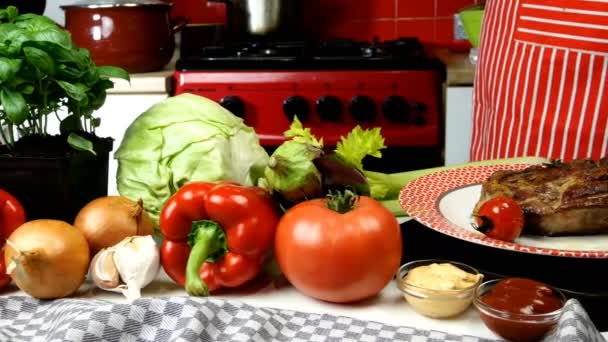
[236,43,282,58]
[177,37,442,71]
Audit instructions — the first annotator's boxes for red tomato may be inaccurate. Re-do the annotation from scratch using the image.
[0,189,26,290]
[274,196,402,303]
[474,196,524,242]
[0,189,26,241]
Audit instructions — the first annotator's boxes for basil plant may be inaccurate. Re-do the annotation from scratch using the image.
[0,6,129,153]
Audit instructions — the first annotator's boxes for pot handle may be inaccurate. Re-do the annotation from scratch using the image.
[171,16,189,33]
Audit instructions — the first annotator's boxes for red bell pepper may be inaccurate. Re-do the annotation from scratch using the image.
[0,189,26,289]
[159,181,280,296]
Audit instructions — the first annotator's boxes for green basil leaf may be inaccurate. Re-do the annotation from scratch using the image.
[0,57,21,81]
[0,9,8,22]
[0,6,19,22]
[23,46,55,76]
[74,48,92,68]
[67,133,96,156]
[97,66,130,81]
[14,13,40,23]
[0,45,11,57]
[94,79,114,91]
[22,40,75,63]
[0,24,31,56]
[89,91,106,110]
[0,87,28,124]
[31,28,73,49]
[59,115,83,134]
[57,63,85,80]
[18,83,34,95]
[15,15,57,32]
[56,81,87,102]
[17,63,40,81]
[83,67,99,86]
[78,92,90,107]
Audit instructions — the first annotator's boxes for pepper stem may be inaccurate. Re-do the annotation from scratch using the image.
[326,190,359,214]
[185,220,228,297]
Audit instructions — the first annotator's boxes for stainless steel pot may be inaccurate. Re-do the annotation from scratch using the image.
[209,0,300,37]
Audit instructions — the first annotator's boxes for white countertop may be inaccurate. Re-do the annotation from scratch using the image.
[3,266,608,340]
[0,269,500,340]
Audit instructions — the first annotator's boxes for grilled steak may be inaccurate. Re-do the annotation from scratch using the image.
[476,159,608,236]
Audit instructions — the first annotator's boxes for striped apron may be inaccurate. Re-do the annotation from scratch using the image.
[470,0,608,162]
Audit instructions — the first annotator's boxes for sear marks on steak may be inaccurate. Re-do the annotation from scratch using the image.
[477,158,608,236]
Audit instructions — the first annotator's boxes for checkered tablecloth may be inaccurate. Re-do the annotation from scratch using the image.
[0,296,604,342]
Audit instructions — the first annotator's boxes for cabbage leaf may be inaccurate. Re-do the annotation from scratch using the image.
[114,94,269,227]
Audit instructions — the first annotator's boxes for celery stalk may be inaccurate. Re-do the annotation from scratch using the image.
[379,199,406,217]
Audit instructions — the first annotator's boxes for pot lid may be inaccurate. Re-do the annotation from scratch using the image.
[61,0,172,9]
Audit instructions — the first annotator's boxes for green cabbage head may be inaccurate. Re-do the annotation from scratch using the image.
[114,93,269,227]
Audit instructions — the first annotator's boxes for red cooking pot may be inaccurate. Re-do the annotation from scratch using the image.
[61,0,186,73]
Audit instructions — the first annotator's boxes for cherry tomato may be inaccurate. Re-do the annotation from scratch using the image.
[474,196,524,242]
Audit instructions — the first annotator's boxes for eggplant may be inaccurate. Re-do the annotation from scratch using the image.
[314,153,370,196]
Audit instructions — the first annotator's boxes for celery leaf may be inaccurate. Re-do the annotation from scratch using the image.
[284,116,323,147]
[335,126,386,170]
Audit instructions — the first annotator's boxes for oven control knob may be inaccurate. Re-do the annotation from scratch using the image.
[283,96,309,121]
[219,96,245,118]
[413,102,428,113]
[316,95,343,121]
[413,114,426,126]
[382,96,409,122]
[349,95,376,122]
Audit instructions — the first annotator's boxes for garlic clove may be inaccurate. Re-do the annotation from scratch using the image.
[90,248,120,290]
[112,235,160,302]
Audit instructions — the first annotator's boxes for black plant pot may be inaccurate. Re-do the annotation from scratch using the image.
[0,136,113,223]
[0,0,46,15]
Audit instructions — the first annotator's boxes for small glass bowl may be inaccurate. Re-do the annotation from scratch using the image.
[474,279,566,342]
[395,259,483,318]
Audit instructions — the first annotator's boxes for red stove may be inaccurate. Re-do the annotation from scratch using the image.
[173,38,446,172]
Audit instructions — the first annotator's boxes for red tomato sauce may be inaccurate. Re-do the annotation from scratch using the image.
[477,278,565,342]
[480,278,563,315]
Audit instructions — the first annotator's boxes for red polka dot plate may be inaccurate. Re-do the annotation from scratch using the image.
[399,164,608,258]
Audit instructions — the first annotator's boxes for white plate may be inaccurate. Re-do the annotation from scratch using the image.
[400,164,608,258]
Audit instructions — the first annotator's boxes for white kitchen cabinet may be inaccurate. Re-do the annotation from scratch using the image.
[445,86,474,165]
[96,94,170,196]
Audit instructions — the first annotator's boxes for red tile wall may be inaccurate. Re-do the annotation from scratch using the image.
[302,0,481,47]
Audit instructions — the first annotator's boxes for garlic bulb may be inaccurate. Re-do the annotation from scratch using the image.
[89,235,160,302]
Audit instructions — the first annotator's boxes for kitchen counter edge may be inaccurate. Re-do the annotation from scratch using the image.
[108,70,174,95]
[106,48,475,95]
[432,48,476,87]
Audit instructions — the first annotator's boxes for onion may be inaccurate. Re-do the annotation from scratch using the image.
[4,219,90,299]
[74,196,154,255]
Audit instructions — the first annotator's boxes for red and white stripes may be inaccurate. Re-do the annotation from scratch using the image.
[470,0,608,161]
